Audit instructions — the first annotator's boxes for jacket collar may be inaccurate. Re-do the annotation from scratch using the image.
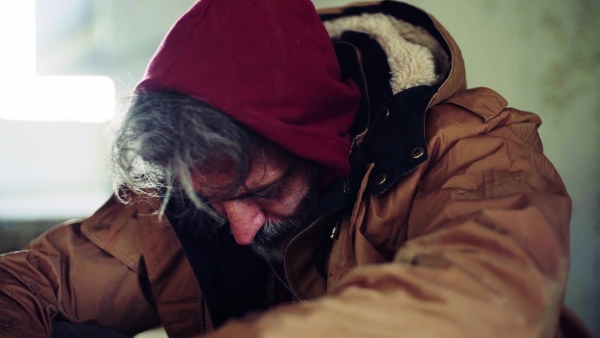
[318,0,468,196]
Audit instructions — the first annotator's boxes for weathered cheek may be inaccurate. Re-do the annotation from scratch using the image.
[223,200,266,245]
[264,199,299,218]
[268,186,309,218]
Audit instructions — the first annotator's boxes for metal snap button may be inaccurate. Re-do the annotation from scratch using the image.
[0,315,12,328]
[410,147,425,159]
[374,173,387,185]
[382,107,390,119]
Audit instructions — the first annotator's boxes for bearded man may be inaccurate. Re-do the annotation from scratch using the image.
[0,0,592,337]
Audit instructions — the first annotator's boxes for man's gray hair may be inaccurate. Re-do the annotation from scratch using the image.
[111,90,261,219]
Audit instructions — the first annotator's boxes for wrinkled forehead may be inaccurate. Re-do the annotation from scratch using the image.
[191,147,290,198]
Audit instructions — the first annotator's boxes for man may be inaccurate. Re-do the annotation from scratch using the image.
[0,0,592,337]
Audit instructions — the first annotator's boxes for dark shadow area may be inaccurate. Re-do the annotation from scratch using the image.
[0,220,66,253]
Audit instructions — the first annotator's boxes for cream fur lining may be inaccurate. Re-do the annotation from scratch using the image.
[324,13,450,94]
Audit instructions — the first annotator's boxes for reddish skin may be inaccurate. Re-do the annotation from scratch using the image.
[191,150,312,245]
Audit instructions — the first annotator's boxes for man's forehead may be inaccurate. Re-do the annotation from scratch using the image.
[191,149,290,197]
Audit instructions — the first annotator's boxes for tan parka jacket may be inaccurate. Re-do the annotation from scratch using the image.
[0,1,592,338]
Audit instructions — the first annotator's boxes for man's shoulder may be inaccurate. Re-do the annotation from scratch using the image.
[426,87,541,142]
[79,193,173,273]
[438,87,508,122]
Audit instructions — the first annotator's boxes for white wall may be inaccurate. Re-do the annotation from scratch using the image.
[0,121,112,219]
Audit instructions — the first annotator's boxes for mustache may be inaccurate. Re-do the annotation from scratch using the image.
[254,217,305,245]
[249,185,319,263]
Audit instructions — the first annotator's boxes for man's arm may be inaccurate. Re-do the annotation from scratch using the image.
[0,220,160,337]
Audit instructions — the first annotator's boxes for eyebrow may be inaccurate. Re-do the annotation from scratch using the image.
[229,164,294,201]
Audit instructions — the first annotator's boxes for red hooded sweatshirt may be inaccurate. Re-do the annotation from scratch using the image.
[136,0,361,185]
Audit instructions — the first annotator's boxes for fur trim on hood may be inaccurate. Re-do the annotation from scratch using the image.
[324,13,450,94]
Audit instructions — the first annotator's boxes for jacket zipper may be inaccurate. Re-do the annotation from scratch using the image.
[198,292,206,336]
[267,260,298,303]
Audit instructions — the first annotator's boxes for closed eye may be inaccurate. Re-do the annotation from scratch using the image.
[250,183,283,202]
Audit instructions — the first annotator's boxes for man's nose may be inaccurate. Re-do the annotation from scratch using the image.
[221,199,266,245]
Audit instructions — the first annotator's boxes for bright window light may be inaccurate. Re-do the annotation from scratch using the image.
[2,76,115,123]
[0,1,115,123]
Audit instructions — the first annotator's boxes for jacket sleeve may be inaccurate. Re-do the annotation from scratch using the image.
[205,88,577,338]
[0,220,161,338]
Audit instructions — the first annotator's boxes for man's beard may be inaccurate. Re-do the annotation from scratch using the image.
[249,186,318,265]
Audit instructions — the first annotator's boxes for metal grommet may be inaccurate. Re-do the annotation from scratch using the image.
[382,107,390,119]
[374,173,387,185]
[410,147,425,159]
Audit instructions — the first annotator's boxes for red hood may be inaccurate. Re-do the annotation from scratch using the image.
[137,0,361,186]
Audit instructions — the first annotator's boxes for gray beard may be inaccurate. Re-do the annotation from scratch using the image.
[249,217,305,265]
[249,188,318,265]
